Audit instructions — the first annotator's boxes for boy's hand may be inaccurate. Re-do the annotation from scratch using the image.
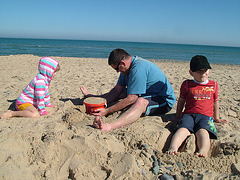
[214,118,228,123]
[168,116,179,122]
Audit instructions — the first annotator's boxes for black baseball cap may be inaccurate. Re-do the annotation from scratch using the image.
[190,55,212,72]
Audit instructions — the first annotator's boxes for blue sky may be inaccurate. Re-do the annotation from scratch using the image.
[0,0,240,47]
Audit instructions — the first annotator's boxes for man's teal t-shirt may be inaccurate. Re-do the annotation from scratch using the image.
[117,56,176,108]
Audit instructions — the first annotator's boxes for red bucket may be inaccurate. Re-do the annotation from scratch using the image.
[83,97,107,114]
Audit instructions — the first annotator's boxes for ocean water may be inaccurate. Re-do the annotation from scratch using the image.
[0,38,239,65]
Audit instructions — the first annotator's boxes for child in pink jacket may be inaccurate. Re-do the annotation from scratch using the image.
[1,57,60,119]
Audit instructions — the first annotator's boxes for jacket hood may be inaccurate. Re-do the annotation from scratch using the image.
[38,57,59,83]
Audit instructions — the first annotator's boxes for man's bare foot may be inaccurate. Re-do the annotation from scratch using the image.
[195,151,208,158]
[166,146,178,155]
[81,85,91,97]
[93,116,112,132]
[1,110,13,119]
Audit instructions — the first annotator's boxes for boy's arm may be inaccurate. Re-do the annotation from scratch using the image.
[213,101,228,123]
[175,97,186,119]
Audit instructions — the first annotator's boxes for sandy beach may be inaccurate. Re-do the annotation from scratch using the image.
[0,55,239,179]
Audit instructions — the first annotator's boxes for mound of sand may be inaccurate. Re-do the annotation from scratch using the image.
[0,55,239,179]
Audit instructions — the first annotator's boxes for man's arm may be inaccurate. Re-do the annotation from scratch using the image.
[91,84,137,116]
[92,93,138,116]
[81,84,124,104]
[105,84,125,104]
[106,94,138,114]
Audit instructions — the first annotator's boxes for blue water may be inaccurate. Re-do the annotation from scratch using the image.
[0,38,239,65]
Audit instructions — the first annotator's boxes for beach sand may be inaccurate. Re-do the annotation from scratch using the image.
[0,55,239,179]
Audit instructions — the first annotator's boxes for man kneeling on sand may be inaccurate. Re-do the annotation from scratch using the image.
[81,48,176,132]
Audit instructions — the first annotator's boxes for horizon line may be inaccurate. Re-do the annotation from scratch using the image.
[1,36,240,49]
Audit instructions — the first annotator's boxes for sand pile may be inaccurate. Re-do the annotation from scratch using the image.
[0,55,239,179]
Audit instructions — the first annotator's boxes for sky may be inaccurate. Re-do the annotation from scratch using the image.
[0,0,240,47]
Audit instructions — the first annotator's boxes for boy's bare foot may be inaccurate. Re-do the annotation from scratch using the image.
[81,85,91,97]
[93,116,112,132]
[166,146,178,155]
[1,110,13,119]
[195,151,208,158]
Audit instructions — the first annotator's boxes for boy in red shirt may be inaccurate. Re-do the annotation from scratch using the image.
[167,55,228,157]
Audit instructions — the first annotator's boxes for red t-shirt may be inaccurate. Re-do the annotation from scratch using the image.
[180,80,218,118]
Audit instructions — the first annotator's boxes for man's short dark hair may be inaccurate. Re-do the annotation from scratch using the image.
[108,49,130,65]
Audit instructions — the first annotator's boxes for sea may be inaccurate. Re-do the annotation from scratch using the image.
[0,37,239,65]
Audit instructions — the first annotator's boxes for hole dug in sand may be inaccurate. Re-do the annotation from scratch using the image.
[211,141,240,157]
[177,134,240,158]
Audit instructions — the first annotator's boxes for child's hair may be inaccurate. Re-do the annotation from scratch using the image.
[55,64,60,72]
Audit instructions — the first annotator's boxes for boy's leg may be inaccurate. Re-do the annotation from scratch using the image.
[167,127,191,155]
[1,106,40,119]
[195,128,210,157]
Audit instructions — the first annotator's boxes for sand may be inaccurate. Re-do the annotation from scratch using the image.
[0,55,239,179]
[83,97,106,104]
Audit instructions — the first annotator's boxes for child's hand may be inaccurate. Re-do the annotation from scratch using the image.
[168,116,179,122]
[46,104,55,108]
[40,110,53,116]
[40,111,48,116]
[46,111,52,116]
[214,118,228,123]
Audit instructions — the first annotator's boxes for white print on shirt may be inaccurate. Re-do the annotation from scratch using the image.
[191,86,214,100]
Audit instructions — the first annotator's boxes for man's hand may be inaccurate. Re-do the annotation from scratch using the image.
[91,108,109,116]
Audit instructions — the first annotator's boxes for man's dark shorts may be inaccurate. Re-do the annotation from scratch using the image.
[144,96,171,116]
[177,114,217,139]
